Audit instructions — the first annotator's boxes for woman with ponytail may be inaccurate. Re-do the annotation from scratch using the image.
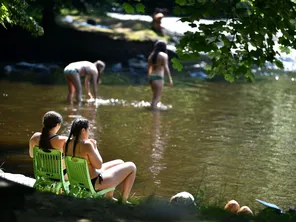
[148,40,173,110]
[29,111,68,175]
[64,118,136,203]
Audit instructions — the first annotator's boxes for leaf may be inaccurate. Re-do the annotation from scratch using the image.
[279,46,291,54]
[180,17,192,23]
[122,3,135,14]
[274,60,284,69]
[173,6,183,15]
[188,23,197,28]
[135,3,145,13]
[224,73,235,83]
[171,57,183,71]
[176,0,187,6]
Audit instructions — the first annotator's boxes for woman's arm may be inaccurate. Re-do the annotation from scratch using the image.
[84,75,93,99]
[86,141,102,169]
[163,53,173,86]
[91,71,98,100]
[147,56,153,75]
[29,133,39,158]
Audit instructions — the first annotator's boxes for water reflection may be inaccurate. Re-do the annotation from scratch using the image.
[61,103,100,139]
[1,78,296,211]
[149,111,167,185]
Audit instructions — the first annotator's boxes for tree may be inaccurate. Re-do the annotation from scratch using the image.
[0,0,43,36]
[1,0,117,34]
[123,0,296,82]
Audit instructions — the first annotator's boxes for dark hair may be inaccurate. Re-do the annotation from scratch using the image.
[65,118,89,157]
[94,60,105,84]
[39,111,63,150]
[151,40,167,64]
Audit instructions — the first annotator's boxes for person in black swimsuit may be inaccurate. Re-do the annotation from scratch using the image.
[64,118,137,203]
[29,111,68,177]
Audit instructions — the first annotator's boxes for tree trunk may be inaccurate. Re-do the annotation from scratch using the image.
[41,0,56,33]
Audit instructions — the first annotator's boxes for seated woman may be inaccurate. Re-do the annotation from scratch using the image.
[29,111,68,178]
[64,118,136,203]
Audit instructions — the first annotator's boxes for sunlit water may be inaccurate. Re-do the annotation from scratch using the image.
[1,78,296,211]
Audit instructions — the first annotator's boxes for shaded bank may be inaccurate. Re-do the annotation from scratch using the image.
[0,25,155,64]
[2,175,296,222]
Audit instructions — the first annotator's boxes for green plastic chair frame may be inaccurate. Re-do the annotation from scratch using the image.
[33,146,69,194]
[65,156,115,198]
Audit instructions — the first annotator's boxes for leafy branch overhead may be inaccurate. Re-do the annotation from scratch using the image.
[125,0,296,82]
[0,0,43,36]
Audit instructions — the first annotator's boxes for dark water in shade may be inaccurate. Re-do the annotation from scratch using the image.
[1,77,296,211]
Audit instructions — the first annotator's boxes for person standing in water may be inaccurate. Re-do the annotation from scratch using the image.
[148,40,173,110]
[64,60,105,105]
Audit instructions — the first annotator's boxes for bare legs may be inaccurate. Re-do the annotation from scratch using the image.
[95,160,137,202]
[150,80,163,110]
[64,73,82,105]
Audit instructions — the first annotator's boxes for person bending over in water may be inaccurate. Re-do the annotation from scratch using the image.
[64,118,137,202]
[148,40,173,110]
[29,111,68,178]
[64,60,105,105]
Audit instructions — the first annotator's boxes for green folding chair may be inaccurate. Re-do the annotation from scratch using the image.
[65,156,115,198]
[33,146,69,194]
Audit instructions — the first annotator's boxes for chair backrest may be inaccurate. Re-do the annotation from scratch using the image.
[33,146,64,182]
[65,156,96,195]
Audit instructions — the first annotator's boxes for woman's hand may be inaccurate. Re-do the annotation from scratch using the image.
[87,93,95,103]
[168,79,173,87]
[87,92,94,100]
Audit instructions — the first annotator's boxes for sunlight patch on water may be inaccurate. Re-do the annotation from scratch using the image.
[87,98,173,110]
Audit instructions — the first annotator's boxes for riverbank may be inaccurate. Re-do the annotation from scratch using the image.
[0,12,168,65]
[1,170,296,222]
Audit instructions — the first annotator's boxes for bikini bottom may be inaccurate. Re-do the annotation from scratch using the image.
[90,173,104,190]
[148,75,163,84]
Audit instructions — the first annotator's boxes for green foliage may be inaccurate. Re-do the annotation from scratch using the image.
[124,0,296,82]
[0,0,43,36]
[122,1,146,14]
[173,0,296,82]
[122,3,135,14]
[171,57,183,71]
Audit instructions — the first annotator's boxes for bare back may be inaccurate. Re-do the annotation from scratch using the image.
[29,133,68,170]
[148,52,170,77]
[67,61,98,78]
[29,133,67,156]
[65,139,102,179]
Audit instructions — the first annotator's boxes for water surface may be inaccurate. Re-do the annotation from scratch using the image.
[1,78,296,211]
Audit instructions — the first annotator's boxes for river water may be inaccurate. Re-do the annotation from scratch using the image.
[1,77,296,211]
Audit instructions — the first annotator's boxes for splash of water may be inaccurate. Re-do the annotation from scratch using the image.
[89,98,172,110]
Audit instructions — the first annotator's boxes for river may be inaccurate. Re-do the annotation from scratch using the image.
[1,76,296,211]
